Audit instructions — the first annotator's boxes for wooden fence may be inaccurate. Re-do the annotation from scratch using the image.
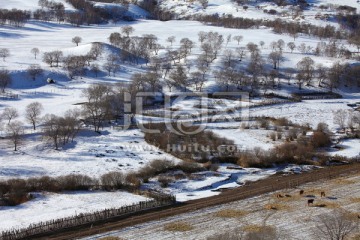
[0,193,175,240]
[0,92,18,100]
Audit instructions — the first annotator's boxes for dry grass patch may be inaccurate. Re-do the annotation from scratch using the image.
[99,237,123,240]
[164,221,194,232]
[343,212,360,221]
[305,188,327,195]
[271,193,301,202]
[242,224,263,233]
[332,178,356,185]
[215,209,248,218]
[351,233,360,240]
[264,203,291,211]
[349,197,360,203]
[313,201,340,209]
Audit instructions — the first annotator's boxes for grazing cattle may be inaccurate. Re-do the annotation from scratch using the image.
[307,199,314,206]
[277,194,284,198]
[320,191,326,197]
[299,190,304,195]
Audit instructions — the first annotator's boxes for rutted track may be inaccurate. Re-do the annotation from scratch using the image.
[31,163,360,240]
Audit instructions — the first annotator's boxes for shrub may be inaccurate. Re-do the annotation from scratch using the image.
[137,160,176,182]
[158,176,172,188]
[101,172,125,190]
[177,161,205,173]
[57,174,95,191]
[273,117,290,127]
[311,131,331,148]
[257,118,270,129]
[26,176,59,192]
[270,132,276,141]
[125,172,141,189]
[287,128,299,140]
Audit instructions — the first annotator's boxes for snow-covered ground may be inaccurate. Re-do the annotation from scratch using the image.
[0,129,178,180]
[329,139,360,158]
[250,98,360,131]
[0,191,150,232]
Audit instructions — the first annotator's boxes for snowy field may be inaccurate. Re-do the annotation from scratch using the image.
[0,191,150,232]
[250,98,360,131]
[0,129,178,180]
[86,172,360,240]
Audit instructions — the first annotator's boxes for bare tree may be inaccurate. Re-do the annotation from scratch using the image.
[246,42,259,53]
[297,57,315,86]
[327,62,344,92]
[277,39,285,52]
[63,55,86,79]
[199,0,208,8]
[190,71,206,92]
[0,48,10,61]
[169,65,188,91]
[25,102,43,130]
[333,109,348,130]
[287,42,296,53]
[103,62,113,77]
[2,107,19,124]
[316,63,327,87]
[314,210,358,240]
[296,72,306,90]
[259,41,265,48]
[0,69,11,93]
[6,121,24,151]
[42,114,61,150]
[222,49,234,68]
[180,38,195,59]
[91,63,100,77]
[226,34,232,47]
[270,41,278,51]
[235,47,246,62]
[121,25,134,37]
[268,51,283,69]
[166,36,176,46]
[297,43,307,53]
[72,36,82,46]
[247,49,264,93]
[43,50,63,67]
[233,35,243,45]
[82,84,112,132]
[198,31,207,44]
[89,42,103,60]
[27,64,44,81]
[31,47,40,59]
[42,111,82,149]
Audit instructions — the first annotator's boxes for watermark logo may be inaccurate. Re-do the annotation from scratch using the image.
[121,91,250,135]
